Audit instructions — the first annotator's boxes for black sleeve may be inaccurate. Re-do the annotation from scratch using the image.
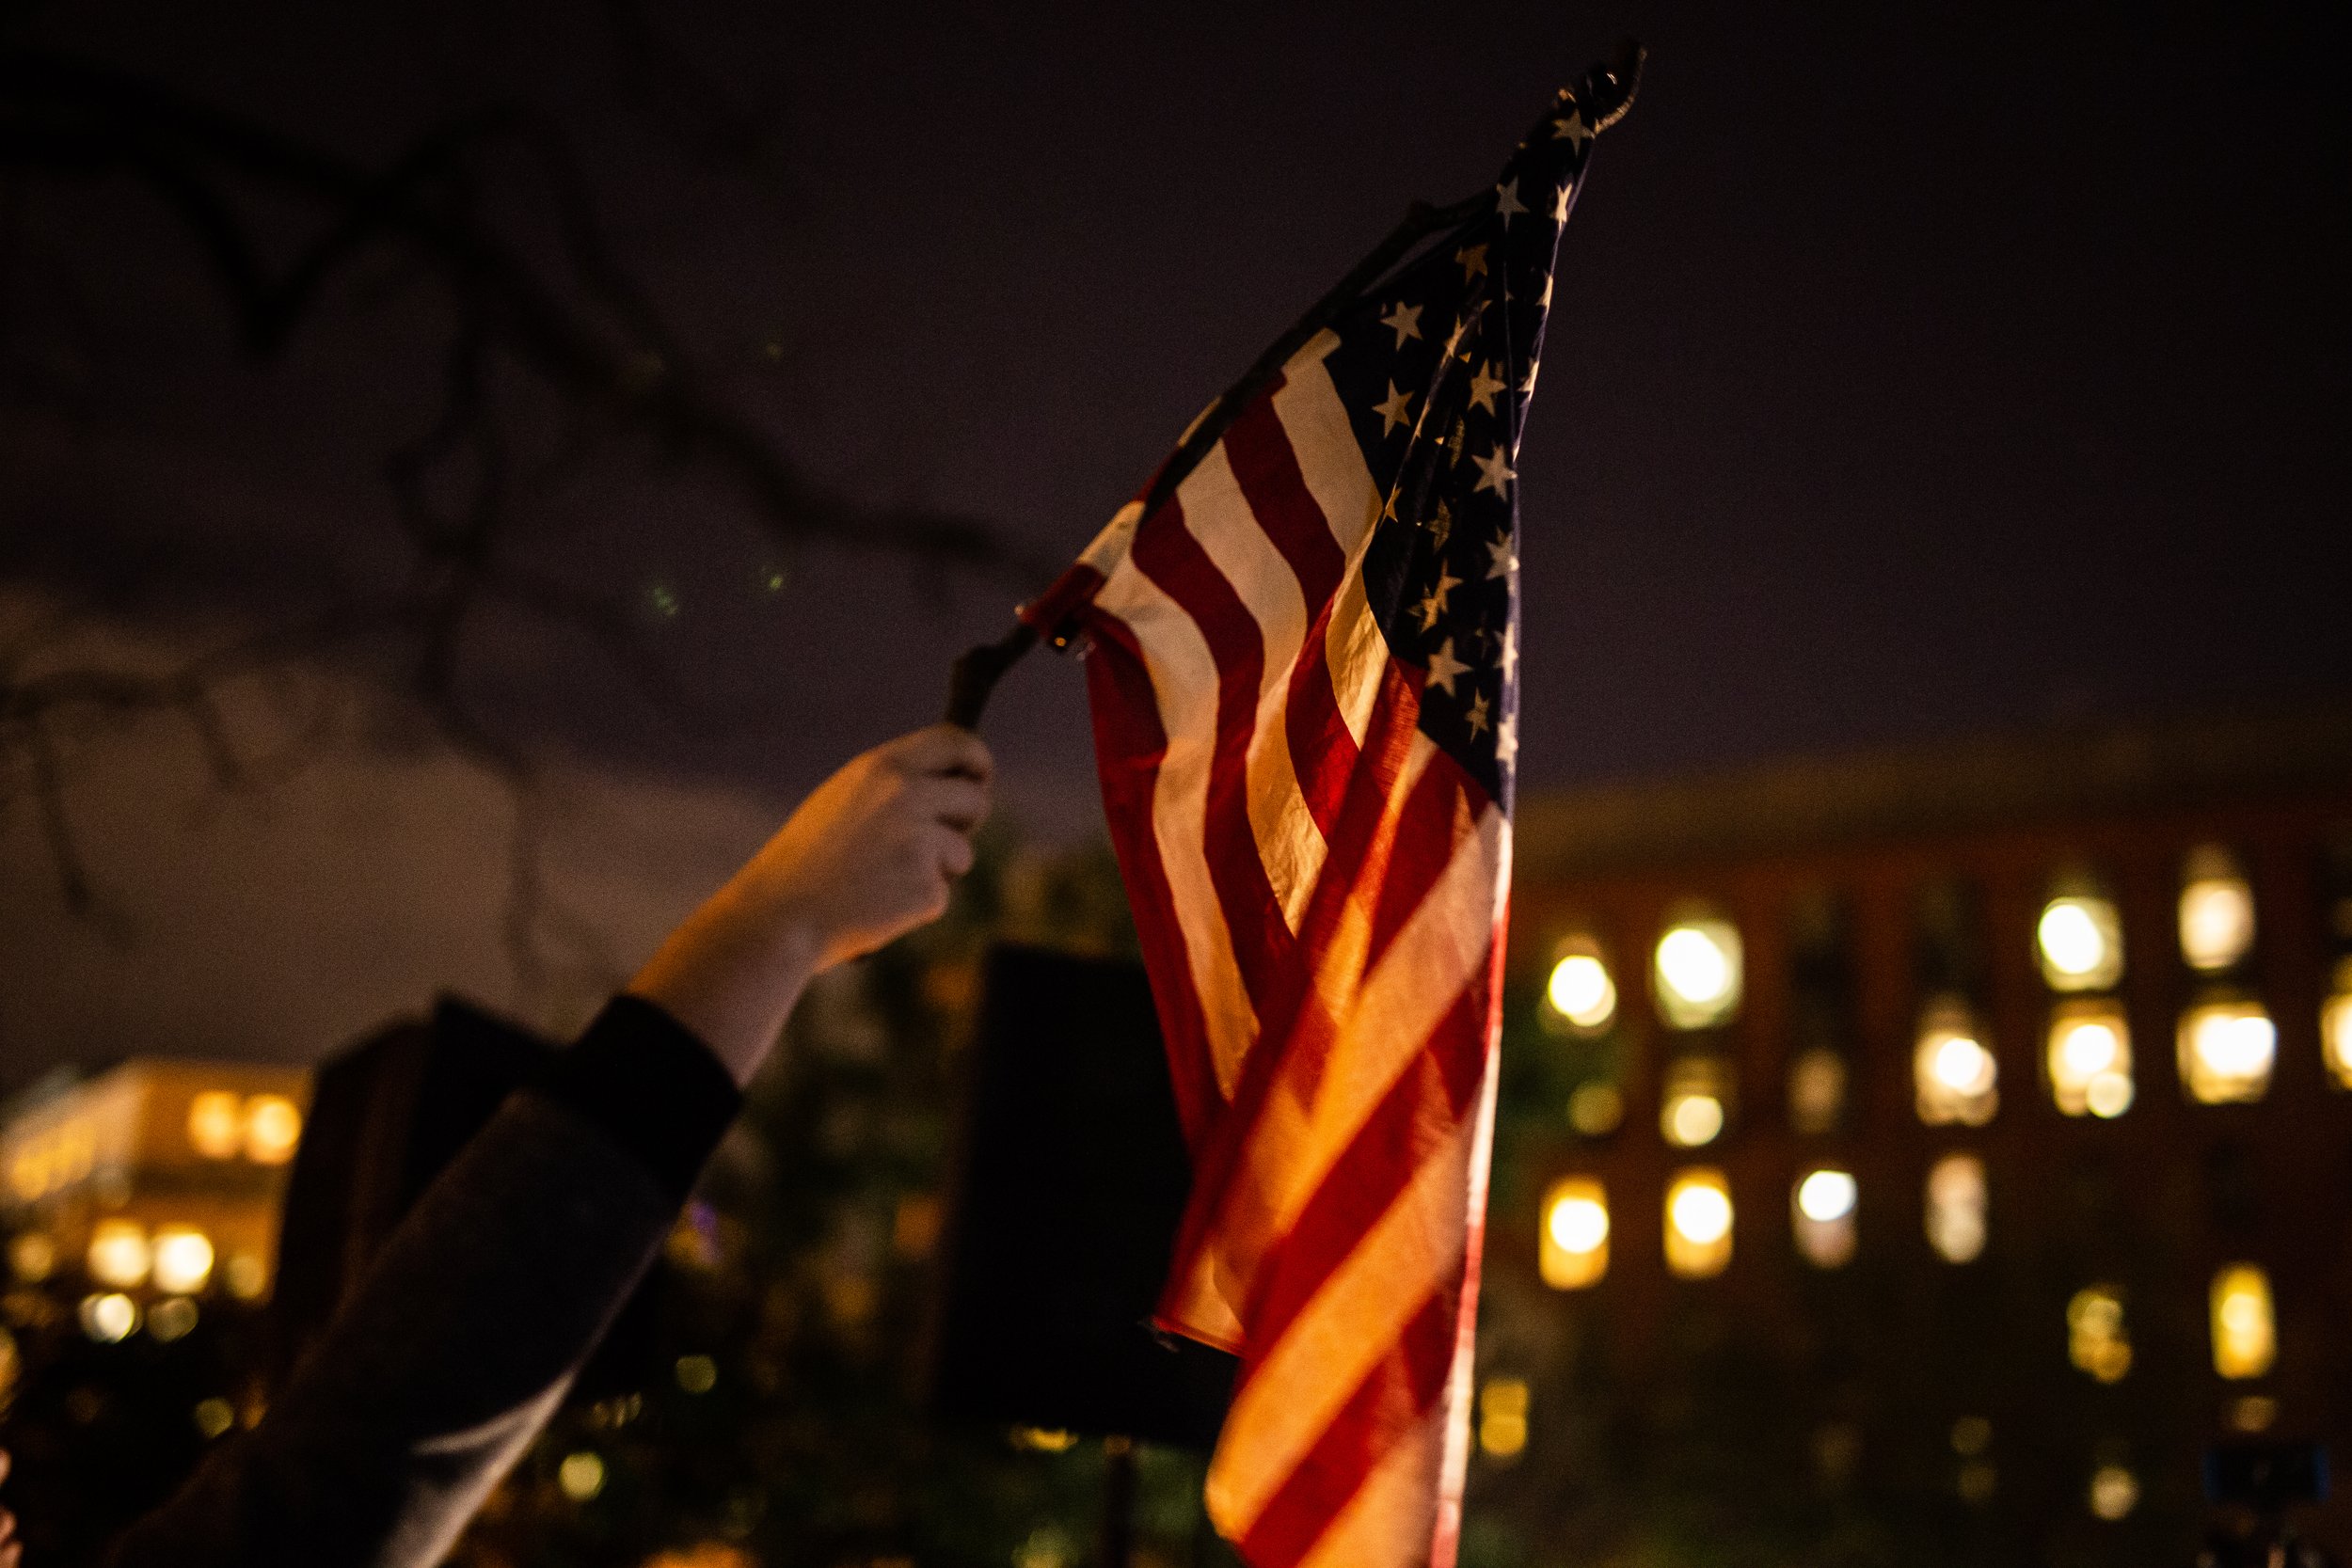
[103,996,743,1568]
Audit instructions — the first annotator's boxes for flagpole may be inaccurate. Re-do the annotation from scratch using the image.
[942,38,1644,732]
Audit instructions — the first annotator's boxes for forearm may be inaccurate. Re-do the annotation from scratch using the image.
[103,998,739,1568]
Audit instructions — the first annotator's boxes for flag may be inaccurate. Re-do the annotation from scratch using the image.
[1022,59,1632,1568]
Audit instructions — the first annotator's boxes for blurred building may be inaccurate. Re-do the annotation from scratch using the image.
[1479,706,2352,1558]
[1,1061,308,1329]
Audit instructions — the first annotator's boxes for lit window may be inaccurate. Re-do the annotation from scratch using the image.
[148,1295,199,1342]
[87,1218,151,1289]
[243,1096,303,1164]
[79,1291,137,1343]
[2088,1464,2139,1521]
[1566,1082,1624,1136]
[1788,1048,1847,1134]
[559,1449,607,1502]
[1664,1166,1733,1279]
[151,1227,215,1294]
[2179,847,2256,973]
[223,1253,270,1301]
[2037,895,2123,991]
[2322,958,2352,1091]
[675,1354,718,1393]
[1660,1056,1731,1148]
[1654,916,1742,1029]
[1792,1168,1857,1269]
[2229,1395,2279,1433]
[1546,941,1617,1031]
[2178,998,2276,1104]
[186,1092,244,1160]
[192,1397,237,1440]
[1478,1376,1529,1461]
[1915,1000,1997,1126]
[9,1231,56,1283]
[2067,1286,2133,1383]
[2046,1000,2134,1118]
[1540,1178,1610,1290]
[1925,1152,1986,1263]
[2210,1264,2276,1380]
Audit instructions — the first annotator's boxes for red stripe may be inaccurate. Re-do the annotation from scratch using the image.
[1131,492,1301,1018]
[1238,979,1491,1352]
[1362,758,1473,978]
[1080,607,1223,1148]
[1158,661,1422,1320]
[1236,1284,1461,1568]
[1222,384,1362,842]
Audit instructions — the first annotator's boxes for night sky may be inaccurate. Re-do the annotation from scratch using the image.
[4,2,2348,1078]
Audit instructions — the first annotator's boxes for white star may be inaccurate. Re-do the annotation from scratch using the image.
[1486,531,1516,579]
[1424,637,1470,698]
[1455,243,1488,282]
[1496,711,1518,765]
[1539,275,1553,310]
[1468,361,1506,417]
[1500,620,1518,680]
[1416,567,1461,632]
[1380,301,1423,348]
[1373,380,1413,436]
[1465,690,1491,738]
[1553,182,1573,224]
[1427,499,1453,550]
[1519,357,1541,394]
[1494,178,1528,224]
[1473,444,1515,497]
[1552,111,1593,148]
[1381,488,1401,522]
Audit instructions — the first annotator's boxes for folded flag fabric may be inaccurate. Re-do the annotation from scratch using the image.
[1022,57,1634,1568]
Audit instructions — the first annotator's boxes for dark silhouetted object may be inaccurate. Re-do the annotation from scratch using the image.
[928,945,1233,1451]
[2201,1441,2338,1568]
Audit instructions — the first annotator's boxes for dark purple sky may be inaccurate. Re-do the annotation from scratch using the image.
[4,2,2350,1071]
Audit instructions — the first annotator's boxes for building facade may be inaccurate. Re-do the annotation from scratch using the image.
[1470,708,2352,1563]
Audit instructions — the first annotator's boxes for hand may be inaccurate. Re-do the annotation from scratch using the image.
[628,724,993,1083]
[730,723,993,974]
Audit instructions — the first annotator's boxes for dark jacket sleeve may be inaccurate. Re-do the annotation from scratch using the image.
[103,995,742,1568]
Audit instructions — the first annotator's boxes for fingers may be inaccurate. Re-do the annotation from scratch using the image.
[883,722,993,782]
[930,821,977,879]
[909,774,992,832]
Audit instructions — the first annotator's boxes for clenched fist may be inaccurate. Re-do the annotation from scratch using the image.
[628,724,993,1083]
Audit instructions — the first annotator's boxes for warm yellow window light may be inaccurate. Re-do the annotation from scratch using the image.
[2179,847,2256,973]
[1925,1152,1987,1263]
[2067,1286,2133,1383]
[87,1218,151,1289]
[1654,916,1742,1029]
[2037,895,2123,991]
[2210,1264,2277,1380]
[1539,1177,1610,1290]
[2322,958,2352,1091]
[1659,1056,1731,1148]
[1566,1081,1625,1136]
[243,1095,304,1164]
[1664,1166,1733,1279]
[1915,1000,1997,1126]
[151,1227,215,1295]
[186,1091,244,1160]
[1478,1376,1530,1460]
[2046,1000,2134,1118]
[2178,999,2276,1104]
[79,1291,138,1343]
[2088,1465,2140,1521]
[1792,1168,1857,1269]
[1546,942,1617,1031]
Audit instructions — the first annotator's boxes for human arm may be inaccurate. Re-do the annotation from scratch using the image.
[101,724,991,1568]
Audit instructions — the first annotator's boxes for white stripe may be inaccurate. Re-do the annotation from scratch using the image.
[1205,1110,1479,1539]
[1272,348,1381,557]
[1094,557,1260,1094]
[1248,802,1505,1248]
[1177,443,1323,933]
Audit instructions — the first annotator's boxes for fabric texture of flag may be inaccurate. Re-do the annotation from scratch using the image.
[1022,62,1631,1568]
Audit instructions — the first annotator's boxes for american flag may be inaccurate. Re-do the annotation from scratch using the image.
[1023,63,1630,1568]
